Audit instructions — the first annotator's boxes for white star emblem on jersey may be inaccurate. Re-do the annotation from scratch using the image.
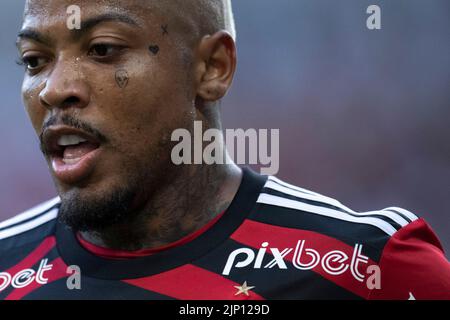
[234,281,255,296]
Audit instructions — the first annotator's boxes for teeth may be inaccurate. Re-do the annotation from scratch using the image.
[63,158,81,165]
[57,135,88,147]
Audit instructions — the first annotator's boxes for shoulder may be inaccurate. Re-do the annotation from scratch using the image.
[367,217,450,299]
[0,197,60,251]
[232,172,449,299]
[249,175,420,262]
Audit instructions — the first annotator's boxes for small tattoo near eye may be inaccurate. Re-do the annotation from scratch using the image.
[115,69,129,88]
[149,44,160,55]
[161,24,169,36]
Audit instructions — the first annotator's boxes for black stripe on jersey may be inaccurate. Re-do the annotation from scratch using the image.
[22,277,176,300]
[0,218,57,268]
[261,187,404,230]
[20,246,175,300]
[0,202,60,232]
[0,245,174,300]
[269,178,320,196]
[191,238,362,300]
[249,203,390,262]
[0,218,56,254]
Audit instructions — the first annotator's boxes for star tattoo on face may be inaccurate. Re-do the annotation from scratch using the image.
[234,281,255,296]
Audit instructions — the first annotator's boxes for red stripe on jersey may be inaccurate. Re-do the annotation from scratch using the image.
[4,236,56,275]
[5,257,68,300]
[124,264,265,300]
[230,219,378,298]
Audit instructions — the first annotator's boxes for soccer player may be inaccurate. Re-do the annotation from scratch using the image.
[1,0,449,300]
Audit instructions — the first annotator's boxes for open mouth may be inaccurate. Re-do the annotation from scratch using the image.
[43,127,102,184]
[56,135,99,165]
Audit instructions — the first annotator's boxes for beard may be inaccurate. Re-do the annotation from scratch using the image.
[56,146,179,233]
[57,181,139,232]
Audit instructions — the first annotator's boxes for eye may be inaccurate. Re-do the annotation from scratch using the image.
[87,43,125,59]
[19,55,49,72]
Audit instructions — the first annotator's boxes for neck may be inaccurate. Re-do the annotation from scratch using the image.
[80,162,242,251]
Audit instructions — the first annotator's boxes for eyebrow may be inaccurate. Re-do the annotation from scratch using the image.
[17,12,141,47]
[16,29,52,47]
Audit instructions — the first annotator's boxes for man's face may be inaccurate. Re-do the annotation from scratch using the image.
[18,0,196,230]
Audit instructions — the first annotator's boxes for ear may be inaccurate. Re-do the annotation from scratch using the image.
[195,31,237,102]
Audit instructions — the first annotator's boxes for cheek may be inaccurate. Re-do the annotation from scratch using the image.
[101,67,179,127]
[86,56,193,152]
[21,76,46,133]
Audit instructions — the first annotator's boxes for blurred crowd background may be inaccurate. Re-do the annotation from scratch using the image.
[1,1,449,252]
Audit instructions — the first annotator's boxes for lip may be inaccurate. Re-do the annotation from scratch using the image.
[42,126,102,184]
[51,148,102,185]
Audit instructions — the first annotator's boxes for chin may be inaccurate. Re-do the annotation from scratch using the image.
[57,181,137,232]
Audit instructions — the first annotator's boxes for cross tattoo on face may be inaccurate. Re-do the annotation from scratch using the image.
[161,24,169,36]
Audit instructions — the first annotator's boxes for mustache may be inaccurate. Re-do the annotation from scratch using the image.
[39,114,107,156]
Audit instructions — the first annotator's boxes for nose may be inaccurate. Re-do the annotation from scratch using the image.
[39,58,91,110]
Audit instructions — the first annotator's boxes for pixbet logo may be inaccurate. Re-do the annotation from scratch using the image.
[0,260,82,292]
[222,241,381,288]
[0,259,53,291]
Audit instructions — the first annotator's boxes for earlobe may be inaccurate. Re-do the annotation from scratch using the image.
[196,31,237,102]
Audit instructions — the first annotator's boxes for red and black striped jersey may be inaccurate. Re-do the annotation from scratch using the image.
[0,168,449,300]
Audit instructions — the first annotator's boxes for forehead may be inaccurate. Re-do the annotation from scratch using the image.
[22,0,155,29]
[24,0,146,15]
